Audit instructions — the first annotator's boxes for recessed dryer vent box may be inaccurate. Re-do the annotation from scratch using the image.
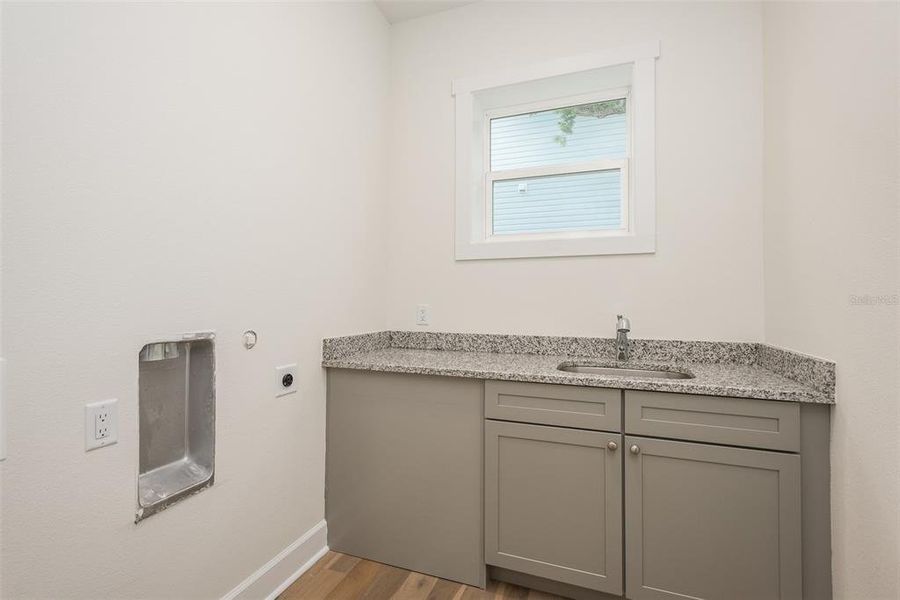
[136,334,215,522]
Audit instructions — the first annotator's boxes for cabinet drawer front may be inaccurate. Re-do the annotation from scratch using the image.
[625,436,802,600]
[625,391,800,452]
[485,381,621,431]
[485,420,623,595]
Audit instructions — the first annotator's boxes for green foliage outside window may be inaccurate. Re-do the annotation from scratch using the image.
[552,99,625,146]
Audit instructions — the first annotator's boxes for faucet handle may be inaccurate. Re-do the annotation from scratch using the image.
[616,314,631,332]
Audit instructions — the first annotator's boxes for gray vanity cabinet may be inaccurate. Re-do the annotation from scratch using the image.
[327,369,828,600]
[624,435,802,600]
[484,420,623,595]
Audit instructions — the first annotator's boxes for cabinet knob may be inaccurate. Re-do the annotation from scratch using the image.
[607,441,618,451]
[630,444,641,455]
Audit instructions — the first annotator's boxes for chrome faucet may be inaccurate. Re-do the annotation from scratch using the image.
[616,314,631,362]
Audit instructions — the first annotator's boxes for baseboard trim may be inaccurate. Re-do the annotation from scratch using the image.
[222,520,328,600]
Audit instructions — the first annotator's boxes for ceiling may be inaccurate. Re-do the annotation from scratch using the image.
[374,0,478,24]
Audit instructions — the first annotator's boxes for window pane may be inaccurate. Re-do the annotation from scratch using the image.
[492,170,622,235]
[490,99,626,171]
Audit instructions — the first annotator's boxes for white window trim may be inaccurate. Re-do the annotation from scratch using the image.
[453,41,659,260]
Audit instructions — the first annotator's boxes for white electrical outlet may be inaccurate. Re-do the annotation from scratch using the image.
[85,399,118,451]
[275,364,298,397]
[416,304,431,326]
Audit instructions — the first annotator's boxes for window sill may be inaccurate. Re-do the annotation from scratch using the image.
[455,233,655,261]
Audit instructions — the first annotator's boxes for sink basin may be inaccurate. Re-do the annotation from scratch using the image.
[558,364,693,379]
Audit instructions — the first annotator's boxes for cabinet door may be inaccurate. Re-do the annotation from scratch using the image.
[625,436,802,600]
[485,420,622,594]
[327,370,485,587]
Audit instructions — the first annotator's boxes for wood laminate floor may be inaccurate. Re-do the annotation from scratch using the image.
[278,551,565,600]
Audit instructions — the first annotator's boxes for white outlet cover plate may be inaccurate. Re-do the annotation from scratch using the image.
[85,399,118,451]
[275,364,298,397]
[416,304,431,326]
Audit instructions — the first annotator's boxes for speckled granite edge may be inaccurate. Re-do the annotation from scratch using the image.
[321,330,835,401]
[756,343,835,399]
[321,358,830,403]
[321,331,391,361]
[388,330,758,364]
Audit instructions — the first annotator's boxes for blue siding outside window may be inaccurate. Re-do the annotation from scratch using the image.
[492,170,622,235]
[489,100,627,236]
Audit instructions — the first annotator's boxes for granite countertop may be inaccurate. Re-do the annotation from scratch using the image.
[321,331,836,405]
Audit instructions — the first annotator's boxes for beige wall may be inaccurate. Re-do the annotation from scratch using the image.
[0,2,388,598]
[385,1,766,340]
[762,2,899,599]
[389,2,900,597]
[2,2,898,599]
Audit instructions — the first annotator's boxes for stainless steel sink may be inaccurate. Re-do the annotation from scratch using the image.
[558,364,693,379]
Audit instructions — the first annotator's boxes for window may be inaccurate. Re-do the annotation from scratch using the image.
[453,42,659,260]
[488,94,628,237]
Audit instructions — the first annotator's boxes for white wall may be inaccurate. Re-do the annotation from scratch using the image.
[762,3,900,599]
[3,2,898,599]
[0,2,389,598]
[385,1,765,341]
